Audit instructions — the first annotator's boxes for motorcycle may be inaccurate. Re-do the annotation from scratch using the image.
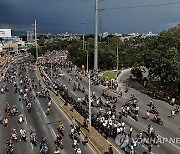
[6,145,14,154]
[55,139,64,149]
[27,106,32,113]
[18,116,24,124]
[81,88,85,93]
[20,134,26,142]
[1,88,4,94]
[5,106,10,113]
[57,127,64,136]
[30,134,37,146]
[149,108,159,114]
[46,107,51,115]
[40,143,49,153]
[152,117,163,125]
[8,110,16,116]
[73,85,76,91]
[11,134,18,142]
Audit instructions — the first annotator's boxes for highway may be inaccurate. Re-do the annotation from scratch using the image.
[41,51,180,154]
[0,56,95,154]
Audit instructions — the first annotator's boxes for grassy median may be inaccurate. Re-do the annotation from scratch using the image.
[100,71,117,81]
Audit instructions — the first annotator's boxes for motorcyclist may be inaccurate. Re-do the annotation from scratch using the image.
[82,135,89,145]
[75,148,82,154]
[58,121,64,130]
[56,132,62,142]
[54,147,60,154]
[30,129,37,145]
[46,106,51,115]
[11,128,17,140]
[40,137,48,152]
[1,87,4,93]
[6,140,14,153]
[20,128,27,141]
[149,99,154,108]
[4,102,10,112]
[154,114,160,122]
[82,87,85,93]
[13,105,18,113]
[27,102,32,111]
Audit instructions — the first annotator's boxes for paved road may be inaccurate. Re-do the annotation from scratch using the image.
[0,57,95,154]
[41,51,180,154]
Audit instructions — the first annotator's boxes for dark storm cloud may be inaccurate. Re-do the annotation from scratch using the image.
[0,0,180,33]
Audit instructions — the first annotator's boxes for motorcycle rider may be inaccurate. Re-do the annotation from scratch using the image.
[75,148,82,154]
[30,129,37,145]
[20,128,27,141]
[153,114,161,122]
[149,99,153,108]
[40,137,48,152]
[46,106,51,115]
[11,128,17,141]
[58,121,64,130]
[27,102,32,112]
[6,139,14,153]
[54,147,60,154]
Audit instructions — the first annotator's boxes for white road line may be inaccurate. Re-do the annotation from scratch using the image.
[37,99,40,104]
[31,143,34,149]
[159,135,180,150]
[71,91,76,96]
[24,117,28,124]
[42,110,47,117]
[51,128,56,137]
[142,145,148,150]
[129,116,136,122]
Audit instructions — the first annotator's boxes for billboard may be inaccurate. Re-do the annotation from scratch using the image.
[0,29,11,38]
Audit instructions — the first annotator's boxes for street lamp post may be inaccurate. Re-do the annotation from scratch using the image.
[116,45,119,72]
[51,61,53,81]
[34,20,38,62]
[88,69,91,132]
[94,0,99,70]
[82,22,85,50]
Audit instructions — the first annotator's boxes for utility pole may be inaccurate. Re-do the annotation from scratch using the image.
[51,61,53,81]
[94,0,98,70]
[88,70,91,132]
[85,41,89,72]
[82,22,85,50]
[116,45,119,72]
[35,20,38,62]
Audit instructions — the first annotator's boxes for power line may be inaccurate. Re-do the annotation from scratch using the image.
[102,1,180,10]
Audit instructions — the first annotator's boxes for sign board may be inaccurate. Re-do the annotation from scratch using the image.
[0,29,11,38]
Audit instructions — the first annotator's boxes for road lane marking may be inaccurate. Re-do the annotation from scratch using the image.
[31,143,34,149]
[52,128,56,137]
[71,91,76,96]
[42,110,47,117]
[21,104,24,109]
[24,117,28,124]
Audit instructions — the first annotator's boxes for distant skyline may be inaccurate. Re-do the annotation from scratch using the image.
[0,0,180,34]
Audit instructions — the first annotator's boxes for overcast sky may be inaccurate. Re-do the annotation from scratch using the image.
[0,0,180,34]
